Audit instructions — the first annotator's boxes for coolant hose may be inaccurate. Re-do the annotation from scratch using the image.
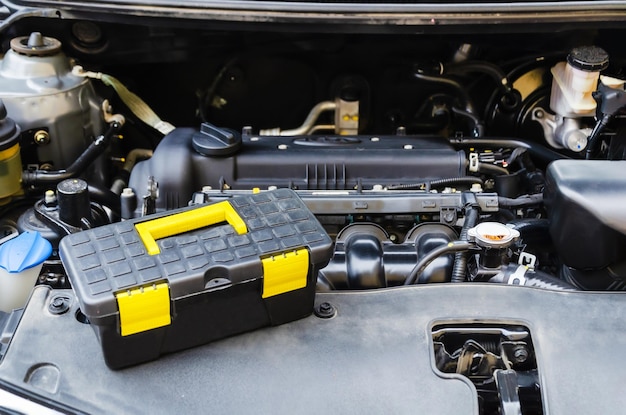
[451,205,479,283]
[489,265,578,291]
[524,270,578,291]
[22,121,123,187]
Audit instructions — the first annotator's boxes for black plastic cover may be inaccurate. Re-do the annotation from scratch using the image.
[3,284,626,414]
[544,160,626,269]
[128,128,466,212]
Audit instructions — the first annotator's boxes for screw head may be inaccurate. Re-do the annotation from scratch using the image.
[513,346,529,363]
[48,295,70,315]
[314,302,337,319]
[34,130,50,145]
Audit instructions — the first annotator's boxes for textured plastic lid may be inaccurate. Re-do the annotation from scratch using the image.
[192,123,241,157]
[0,231,52,273]
[567,46,609,72]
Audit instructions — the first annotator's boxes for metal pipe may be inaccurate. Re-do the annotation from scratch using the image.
[260,101,336,136]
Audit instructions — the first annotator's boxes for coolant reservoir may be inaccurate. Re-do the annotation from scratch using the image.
[550,46,609,117]
[0,231,51,312]
[0,32,103,169]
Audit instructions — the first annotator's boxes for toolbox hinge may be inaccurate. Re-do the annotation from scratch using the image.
[116,282,171,336]
[261,248,309,298]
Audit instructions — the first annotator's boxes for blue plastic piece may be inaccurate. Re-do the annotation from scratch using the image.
[0,231,52,273]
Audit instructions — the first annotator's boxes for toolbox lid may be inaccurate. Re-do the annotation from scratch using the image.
[60,189,332,321]
[0,231,52,273]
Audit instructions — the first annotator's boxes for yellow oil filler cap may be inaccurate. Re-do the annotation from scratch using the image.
[0,100,22,201]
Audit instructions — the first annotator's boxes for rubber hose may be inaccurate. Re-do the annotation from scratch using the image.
[490,267,577,291]
[451,106,485,137]
[498,194,543,207]
[88,185,121,217]
[22,121,122,187]
[451,207,479,283]
[449,138,567,164]
[413,72,476,115]
[404,241,473,285]
[524,270,578,291]
[446,61,511,93]
[477,163,509,176]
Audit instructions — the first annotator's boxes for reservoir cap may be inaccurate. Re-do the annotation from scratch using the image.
[0,231,52,273]
[0,100,20,152]
[567,46,609,72]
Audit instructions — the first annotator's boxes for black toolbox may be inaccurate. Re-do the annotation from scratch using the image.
[60,189,333,369]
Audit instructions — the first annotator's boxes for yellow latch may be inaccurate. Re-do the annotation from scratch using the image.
[135,201,247,255]
[261,248,309,298]
[116,282,171,336]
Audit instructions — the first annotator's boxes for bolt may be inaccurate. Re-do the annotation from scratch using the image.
[513,346,529,363]
[403,144,413,150]
[48,295,70,315]
[278,144,288,150]
[44,190,57,206]
[371,137,380,142]
[314,302,337,319]
[534,109,544,119]
[34,130,50,145]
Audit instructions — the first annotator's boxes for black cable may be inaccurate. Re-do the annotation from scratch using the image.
[451,207,479,283]
[22,121,123,187]
[445,61,512,94]
[450,137,568,164]
[477,163,509,176]
[88,185,121,217]
[386,176,483,191]
[413,72,476,116]
[585,114,612,160]
[404,241,474,285]
[451,107,485,137]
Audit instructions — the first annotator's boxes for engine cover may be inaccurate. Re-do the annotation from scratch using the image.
[128,128,466,211]
[545,160,626,269]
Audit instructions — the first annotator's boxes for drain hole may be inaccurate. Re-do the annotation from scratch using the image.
[75,308,90,324]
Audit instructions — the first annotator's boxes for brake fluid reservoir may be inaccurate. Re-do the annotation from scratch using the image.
[0,32,103,169]
[550,46,609,117]
[0,100,22,201]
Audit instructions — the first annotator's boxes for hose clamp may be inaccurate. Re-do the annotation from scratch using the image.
[507,265,528,286]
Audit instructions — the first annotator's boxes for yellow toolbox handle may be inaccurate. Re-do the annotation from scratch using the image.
[135,201,247,255]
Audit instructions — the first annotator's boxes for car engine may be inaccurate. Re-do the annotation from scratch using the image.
[2,14,626,414]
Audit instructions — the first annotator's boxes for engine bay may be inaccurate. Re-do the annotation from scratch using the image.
[2,13,626,414]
